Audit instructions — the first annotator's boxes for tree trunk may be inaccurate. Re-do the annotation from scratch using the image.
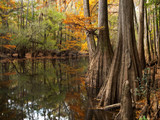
[26,0,30,27]
[120,80,134,120]
[138,0,146,69]
[158,9,160,66]
[21,0,24,29]
[153,11,157,59]
[32,0,34,20]
[83,0,96,59]
[97,0,142,106]
[133,3,138,34]
[149,25,155,60]
[144,7,151,63]
[86,0,113,97]
[156,2,160,65]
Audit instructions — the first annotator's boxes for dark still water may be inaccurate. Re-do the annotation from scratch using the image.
[0,57,89,120]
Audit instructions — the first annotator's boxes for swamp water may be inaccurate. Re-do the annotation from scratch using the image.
[0,57,116,120]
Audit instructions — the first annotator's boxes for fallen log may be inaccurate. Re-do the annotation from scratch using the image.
[96,103,121,111]
[103,103,121,110]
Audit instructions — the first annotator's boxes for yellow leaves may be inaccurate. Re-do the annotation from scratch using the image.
[80,41,88,52]
[89,0,98,17]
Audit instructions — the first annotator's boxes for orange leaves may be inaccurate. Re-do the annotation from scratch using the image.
[2,45,16,49]
[65,92,80,101]
[2,72,16,76]
[0,80,13,87]
[64,14,94,31]
[0,0,16,10]
[65,92,85,120]
[0,33,16,49]
[64,13,103,34]
[61,40,80,51]
[70,104,85,119]
[0,33,12,41]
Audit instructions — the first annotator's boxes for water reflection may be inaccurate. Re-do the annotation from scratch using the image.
[0,58,88,120]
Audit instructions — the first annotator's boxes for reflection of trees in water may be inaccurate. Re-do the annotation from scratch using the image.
[0,63,25,120]
[0,57,89,120]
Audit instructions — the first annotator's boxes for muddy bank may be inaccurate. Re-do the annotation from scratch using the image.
[0,50,89,60]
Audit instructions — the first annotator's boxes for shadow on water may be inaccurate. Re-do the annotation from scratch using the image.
[0,57,117,120]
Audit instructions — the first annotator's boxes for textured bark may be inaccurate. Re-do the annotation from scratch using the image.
[153,11,157,59]
[133,3,138,33]
[83,0,96,59]
[97,0,142,106]
[145,7,151,63]
[120,80,133,120]
[86,0,113,97]
[158,15,160,66]
[156,3,160,66]
[138,0,146,69]
[149,28,155,60]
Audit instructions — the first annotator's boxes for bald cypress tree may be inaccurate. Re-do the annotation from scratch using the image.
[97,0,142,106]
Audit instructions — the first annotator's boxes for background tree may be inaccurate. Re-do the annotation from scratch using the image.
[138,0,146,69]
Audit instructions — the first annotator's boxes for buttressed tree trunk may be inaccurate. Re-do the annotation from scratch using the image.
[86,0,113,97]
[138,0,146,69]
[97,0,142,106]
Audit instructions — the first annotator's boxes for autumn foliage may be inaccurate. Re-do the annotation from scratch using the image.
[0,0,16,50]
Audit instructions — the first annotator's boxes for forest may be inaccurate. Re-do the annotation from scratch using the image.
[0,0,160,120]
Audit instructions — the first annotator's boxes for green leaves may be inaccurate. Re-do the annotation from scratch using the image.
[135,68,151,97]
[10,7,64,53]
[139,116,148,120]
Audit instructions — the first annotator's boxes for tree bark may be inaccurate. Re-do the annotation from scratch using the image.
[32,0,34,20]
[133,3,138,34]
[144,7,151,63]
[153,11,157,59]
[97,0,142,106]
[138,0,146,69]
[86,0,113,97]
[21,0,24,29]
[26,0,30,27]
[83,0,96,59]
[149,21,155,60]
[158,11,160,66]
[156,2,160,66]
[120,80,133,120]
